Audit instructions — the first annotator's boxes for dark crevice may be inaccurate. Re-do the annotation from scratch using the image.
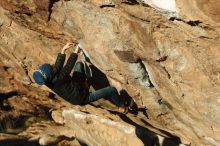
[0,91,18,99]
[139,2,151,7]
[48,92,57,100]
[162,67,171,79]
[122,0,139,5]
[3,66,10,71]
[23,12,33,16]
[169,17,202,27]
[138,59,154,87]
[186,20,202,26]
[48,0,60,21]
[124,11,151,23]
[131,14,151,22]
[169,17,182,21]
[0,139,39,146]
[0,91,18,111]
[14,6,33,17]
[157,112,168,118]
[199,36,212,39]
[100,5,115,8]
[156,56,168,62]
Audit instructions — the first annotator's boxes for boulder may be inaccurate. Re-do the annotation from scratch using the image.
[0,0,220,145]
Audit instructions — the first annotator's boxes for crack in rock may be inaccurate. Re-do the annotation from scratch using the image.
[128,61,153,88]
[169,17,203,27]
[114,50,153,88]
[48,0,60,21]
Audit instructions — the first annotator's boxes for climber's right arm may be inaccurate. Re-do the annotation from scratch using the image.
[53,43,73,73]
[56,43,81,80]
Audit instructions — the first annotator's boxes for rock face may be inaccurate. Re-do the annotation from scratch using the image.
[0,0,220,146]
[176,0,220,24]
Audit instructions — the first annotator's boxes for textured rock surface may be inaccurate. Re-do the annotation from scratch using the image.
[0,0,220,146]
[176,0,220,24]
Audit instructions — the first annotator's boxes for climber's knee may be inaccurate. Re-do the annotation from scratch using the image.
[107,86,118,94]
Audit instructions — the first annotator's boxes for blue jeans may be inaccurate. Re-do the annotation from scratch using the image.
[73,62,121,106]
[83,86,121,106]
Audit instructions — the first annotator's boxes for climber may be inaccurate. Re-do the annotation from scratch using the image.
[32,42,130,113]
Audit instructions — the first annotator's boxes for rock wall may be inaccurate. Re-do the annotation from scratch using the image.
[0,0,220,146]
[176,0,220,24]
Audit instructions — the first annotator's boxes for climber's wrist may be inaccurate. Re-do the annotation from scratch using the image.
[61,49,66,54]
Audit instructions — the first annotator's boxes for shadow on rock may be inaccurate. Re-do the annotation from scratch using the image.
[89,64,110,90]
[0,91,18,111]
[119,89,148,116]
[115,113,182,146]
[0,139,39,146]
[81,53,183,146]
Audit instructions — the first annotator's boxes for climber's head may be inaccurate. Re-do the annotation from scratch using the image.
[32,63,54,85]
